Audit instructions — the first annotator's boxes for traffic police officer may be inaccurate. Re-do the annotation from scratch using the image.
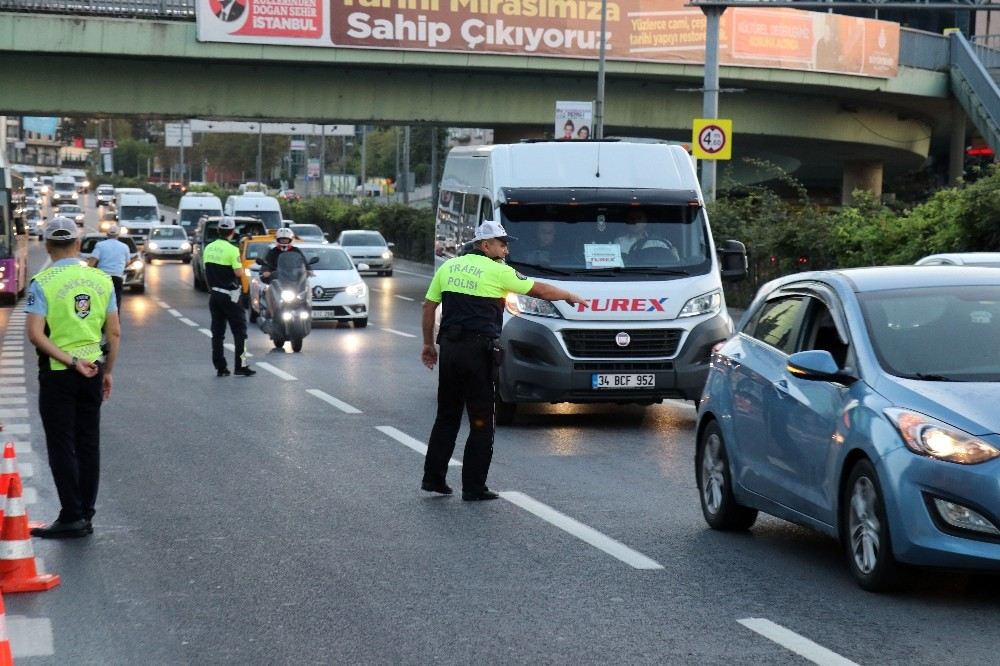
[26,217,121,538]
[205,217,255,377]
[421,221,586,500]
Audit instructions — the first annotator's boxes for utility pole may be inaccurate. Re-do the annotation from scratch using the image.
[403,126,411,205]
[256,122,263,185]
[360,125,367,200]
[700,6,724,203]
[179,120,185,184]
[594,0,608,139]
[319,126,326,196]
[430,127,439,208]
[394,127,401,202]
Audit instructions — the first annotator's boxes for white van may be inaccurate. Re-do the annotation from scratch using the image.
[117,192,162,246]
[436,141,747,423]
[224,192,282,231]
[176,192,223,238]
[113,187,147,210]
[51,174,78,205]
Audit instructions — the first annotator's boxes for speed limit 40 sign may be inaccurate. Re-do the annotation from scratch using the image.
[692,118,732,160]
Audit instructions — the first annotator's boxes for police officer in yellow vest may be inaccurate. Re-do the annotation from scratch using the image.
[205,217,255,377]
[26,217,121,539]
[421,221,586,500]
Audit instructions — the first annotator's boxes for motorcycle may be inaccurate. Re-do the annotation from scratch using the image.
[256,252,318,352]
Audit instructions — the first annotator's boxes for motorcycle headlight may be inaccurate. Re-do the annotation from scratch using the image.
[885,408,1000,465]
[280,289,296,303]
[180,241,191,251]
[345,282,367,298]
[678,290,722,318]
[505,293,562,318]
[147,242,159,250]
[381,251,392,260]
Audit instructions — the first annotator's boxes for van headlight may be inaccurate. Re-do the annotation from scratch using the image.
[345,282,367,298]
[678,290,722,318]
[886,408,1000,465]
[505,293,562,318]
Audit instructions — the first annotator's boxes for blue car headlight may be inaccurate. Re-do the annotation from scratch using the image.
[885,408,1000,465]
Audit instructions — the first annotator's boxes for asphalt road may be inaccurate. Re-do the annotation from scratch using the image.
[0,193,997,664]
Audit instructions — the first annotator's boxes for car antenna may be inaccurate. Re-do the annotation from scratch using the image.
[595,141,602,178]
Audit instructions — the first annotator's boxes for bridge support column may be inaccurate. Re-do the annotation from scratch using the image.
[949,104,967,186]
[841,160,883,205]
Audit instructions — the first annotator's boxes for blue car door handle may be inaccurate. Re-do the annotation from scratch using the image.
[774,378,790,397]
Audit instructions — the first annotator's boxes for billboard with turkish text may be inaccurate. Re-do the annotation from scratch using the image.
[196,0,899,78]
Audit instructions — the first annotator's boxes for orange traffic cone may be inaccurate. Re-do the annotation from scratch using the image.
[0,477,59,593]
[0,445,39,531]
[0,592,13,665]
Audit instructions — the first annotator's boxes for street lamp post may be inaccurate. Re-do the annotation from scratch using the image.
[594,0,608,139]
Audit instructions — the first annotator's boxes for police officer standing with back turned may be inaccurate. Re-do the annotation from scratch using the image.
[26,217,120,538]
[421,221,586,501]
[205,217,255,377]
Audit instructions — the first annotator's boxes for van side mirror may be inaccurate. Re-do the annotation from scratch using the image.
[308,256,320,265]
[160,215,165,222]
[717,240,748,283]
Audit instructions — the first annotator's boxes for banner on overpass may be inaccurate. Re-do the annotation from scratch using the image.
[196,0,898,78]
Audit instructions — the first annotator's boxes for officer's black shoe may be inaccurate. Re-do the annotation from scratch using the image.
[84,519,94,535]
[462,488,500,502]
[217,369,231,377]
[421,480,453,495]
[234,367,256,377]
[30,519,90,539]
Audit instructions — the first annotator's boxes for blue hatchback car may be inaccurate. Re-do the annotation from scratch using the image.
[696,266,1000,591]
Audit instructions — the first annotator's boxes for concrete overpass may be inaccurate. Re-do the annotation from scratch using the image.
[0,11,963,196]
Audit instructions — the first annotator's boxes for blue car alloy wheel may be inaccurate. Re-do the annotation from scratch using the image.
[697,421,758,531]
[843,459,898,591]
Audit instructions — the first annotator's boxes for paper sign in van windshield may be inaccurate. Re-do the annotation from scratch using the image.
[195,0,899,78]
[584,244,623,269]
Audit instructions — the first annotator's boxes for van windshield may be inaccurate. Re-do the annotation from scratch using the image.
[120,206,159,221]
[501,203,711,279]
[179,209,219,230]
[235,210,281,230]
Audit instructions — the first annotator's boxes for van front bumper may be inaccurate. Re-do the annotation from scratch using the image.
[497,313,731,404]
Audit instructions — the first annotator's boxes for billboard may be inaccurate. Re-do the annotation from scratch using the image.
[555,101,593,140]
[196,0,899,78]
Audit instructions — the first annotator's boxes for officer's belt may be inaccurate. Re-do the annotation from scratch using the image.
[211,287,241,298]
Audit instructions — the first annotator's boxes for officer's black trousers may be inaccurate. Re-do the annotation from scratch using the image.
[38,368,103,523]
[110,276,123,310]
[424,337,496,493]
[209,292,248,372]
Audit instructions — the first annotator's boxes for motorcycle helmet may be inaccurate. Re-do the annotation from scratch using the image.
[275,228,295,245]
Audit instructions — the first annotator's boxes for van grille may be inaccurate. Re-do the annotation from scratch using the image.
[561,329,682,358]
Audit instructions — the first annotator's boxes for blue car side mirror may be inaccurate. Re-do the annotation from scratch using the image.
[787,350,858,385]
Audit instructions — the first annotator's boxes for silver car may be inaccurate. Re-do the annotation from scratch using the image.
[145,225,193,263]
[915,252,1000,267]
[335,229,394,276]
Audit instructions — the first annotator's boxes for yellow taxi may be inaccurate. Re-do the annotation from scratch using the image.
[239,234,278,298]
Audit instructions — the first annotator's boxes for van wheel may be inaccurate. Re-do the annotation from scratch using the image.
[495,398,516,426]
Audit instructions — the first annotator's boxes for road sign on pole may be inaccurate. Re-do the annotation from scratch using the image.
[692,119,732,160]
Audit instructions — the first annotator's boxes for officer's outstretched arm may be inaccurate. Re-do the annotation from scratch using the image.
[528,282,587,308]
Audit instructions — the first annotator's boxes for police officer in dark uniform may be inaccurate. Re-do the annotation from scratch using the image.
[205,217,255,377]
[421,221,586,500]
[26,217,120,538]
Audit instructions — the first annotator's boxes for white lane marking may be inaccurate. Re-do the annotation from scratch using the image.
[1,358,24,366]
[375,425,460,467]
[156,300,170,308]
[738,619,860,666]
[12,441,31,455]
[198,328,213,337]
[392,267,434,278]
[369,287,383,293]
[2,423,29,435]
[168,309,183,317]
[0,397,27,405]
[18,462,32,479]
[8,616,55,657]
[381,328,416,338]
[0,386,26,395]
[500,491,664,570]
[23,486,37,505]
[306,389,361,414]
[256,363,297,381]
[0,408,28,418]
[1,351,24,357]
[0,367,25,375]
[394,295,415,302]
[179,318,199,327]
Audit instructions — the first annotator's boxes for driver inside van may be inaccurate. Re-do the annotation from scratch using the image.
[615,209,679,262]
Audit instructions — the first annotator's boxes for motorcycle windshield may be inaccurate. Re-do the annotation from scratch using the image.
[276,251,307,284]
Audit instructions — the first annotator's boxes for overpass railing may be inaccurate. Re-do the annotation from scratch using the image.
[0,0,193,17]
[950,31,1000,153]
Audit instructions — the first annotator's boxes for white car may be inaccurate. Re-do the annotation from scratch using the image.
[145,225,193,263]
[55,204,85,227]
[250,243,369,328]
[335,229,394,276]
[915,252,1000,267]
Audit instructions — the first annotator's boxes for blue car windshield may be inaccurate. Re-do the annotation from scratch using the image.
[860,286,1000,381]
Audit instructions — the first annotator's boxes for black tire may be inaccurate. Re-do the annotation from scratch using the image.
[384,270,393,277]
[182,256,192,264]
[291,336,303,353]
[495,397,517,426]
[354,317,368,329]
[842,459,898,592]
[696,421,758,530]
[132,284,145,294]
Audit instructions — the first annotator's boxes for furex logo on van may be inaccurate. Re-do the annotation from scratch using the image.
[576,297,669,313]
